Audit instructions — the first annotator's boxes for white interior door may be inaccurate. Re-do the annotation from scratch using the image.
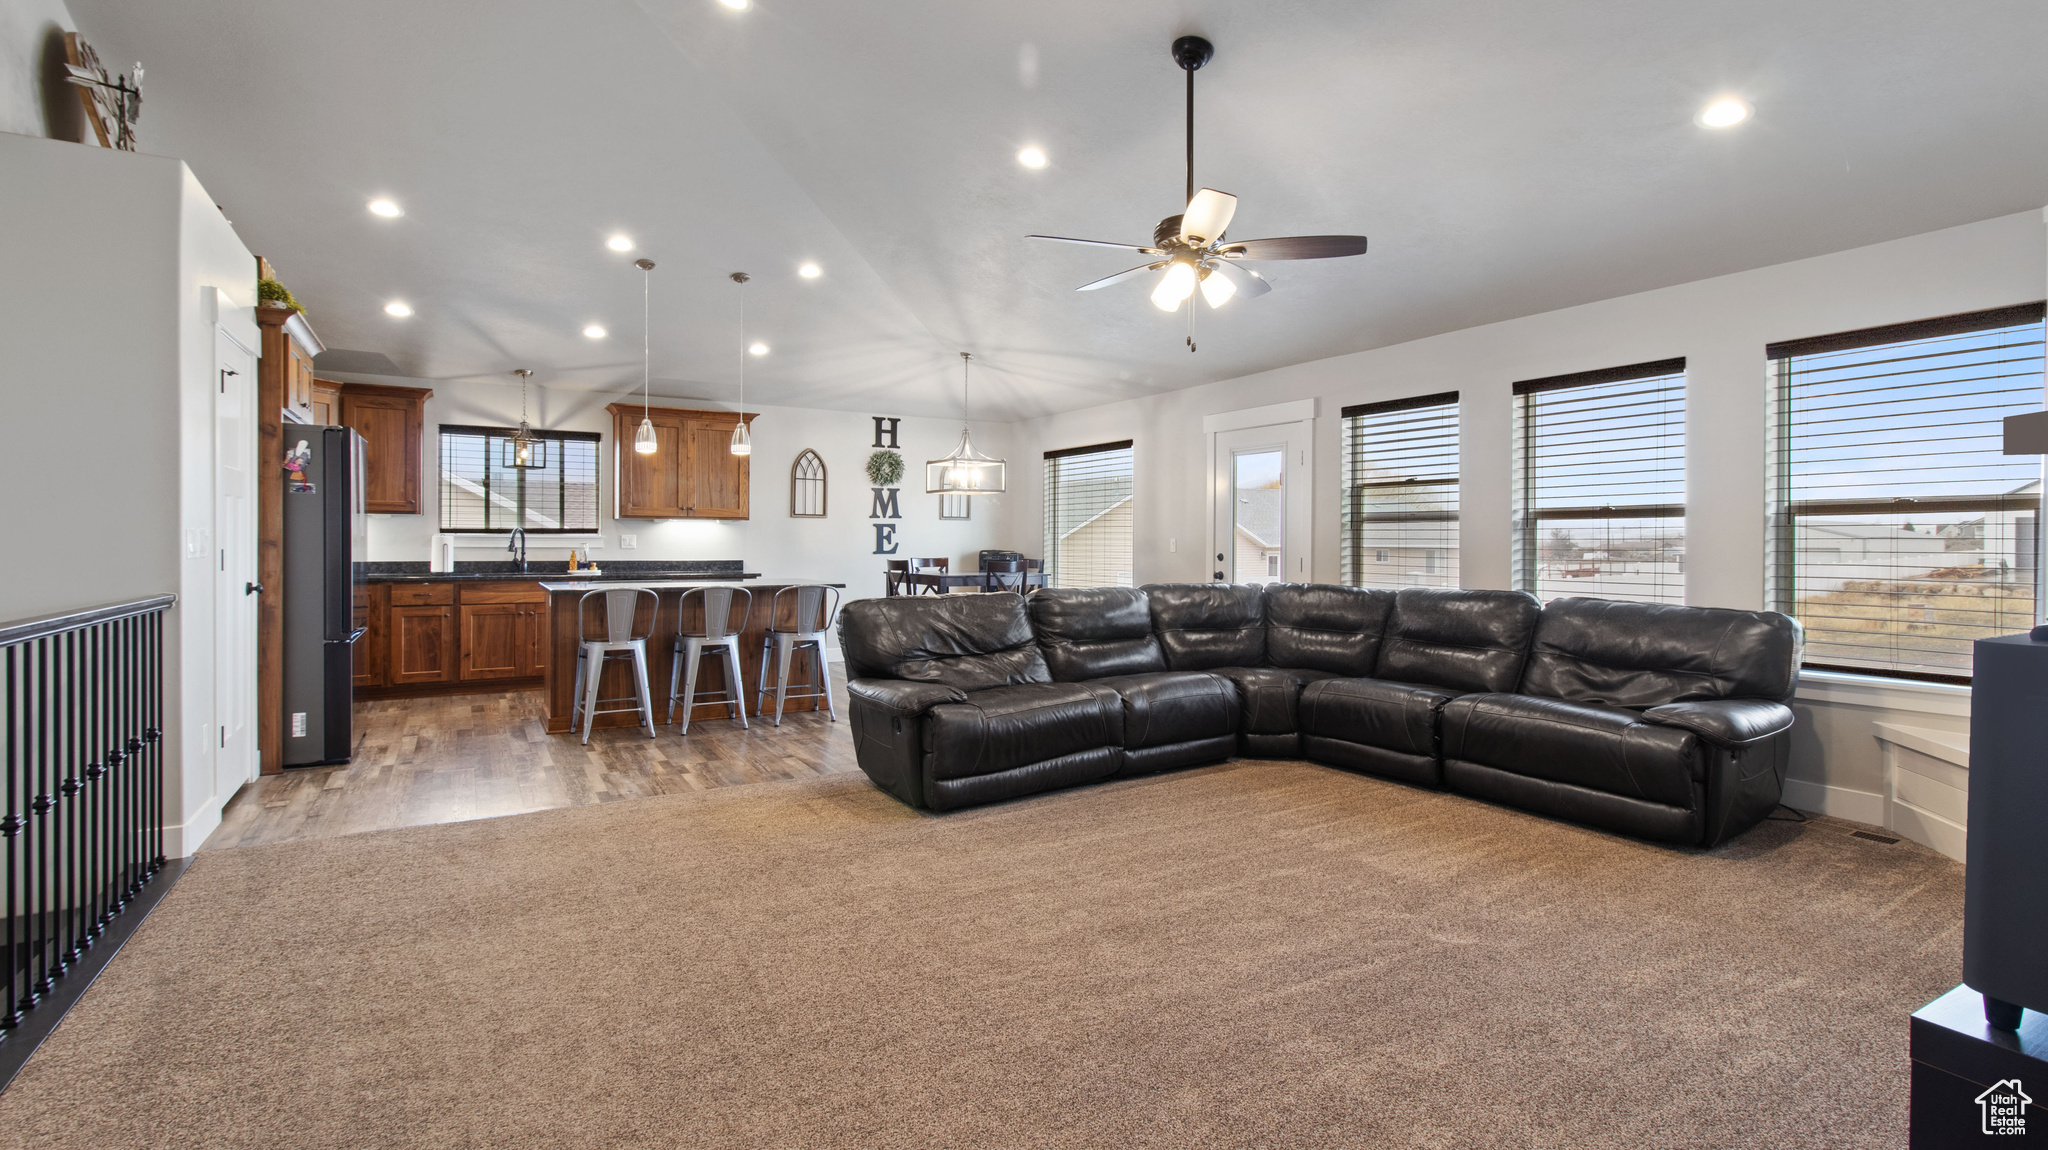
[214,326,258,793]
[1212,422,1313,584]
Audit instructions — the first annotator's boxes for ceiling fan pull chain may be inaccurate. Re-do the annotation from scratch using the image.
[1187,293,1197,353]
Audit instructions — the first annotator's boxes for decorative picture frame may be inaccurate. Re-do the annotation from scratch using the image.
[791,448,827,517]
[939,493,971,520]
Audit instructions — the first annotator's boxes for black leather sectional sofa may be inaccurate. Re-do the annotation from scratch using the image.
[837,583,1802,847]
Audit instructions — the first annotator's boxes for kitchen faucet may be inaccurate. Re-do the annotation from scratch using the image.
[507,527,527,574]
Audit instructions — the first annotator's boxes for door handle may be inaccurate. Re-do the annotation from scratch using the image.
[245,582,264,596]
[1213,571,1225,580]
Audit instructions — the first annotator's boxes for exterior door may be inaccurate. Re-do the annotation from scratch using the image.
[214,325,259,791]
[1211,422,1313,584]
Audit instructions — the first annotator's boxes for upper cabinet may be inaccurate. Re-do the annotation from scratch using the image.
[606,403,755,520]
[340,383,433,514]
[259,304,323,425]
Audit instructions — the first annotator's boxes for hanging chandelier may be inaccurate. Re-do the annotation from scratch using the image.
[505,369,546,469]
[926,352,1006,493]
[633,258,658,454]
[730,272,752,456]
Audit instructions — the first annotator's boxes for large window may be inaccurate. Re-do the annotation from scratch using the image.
[1043,440,1134,588]
[1342,391,1459,589]
[1513,359,1686,604]
[1768,304,2046,682]
[438,425,601,533]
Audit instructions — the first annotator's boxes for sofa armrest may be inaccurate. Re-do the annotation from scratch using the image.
[848,679,967,719]
[1643,699,1794,749]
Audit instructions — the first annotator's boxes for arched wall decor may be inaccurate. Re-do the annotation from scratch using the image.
[791,449,827,517]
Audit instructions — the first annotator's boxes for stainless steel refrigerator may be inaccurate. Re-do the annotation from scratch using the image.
[281,426,368,767]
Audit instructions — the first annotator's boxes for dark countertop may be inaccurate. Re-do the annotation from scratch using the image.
[360,561,753,584]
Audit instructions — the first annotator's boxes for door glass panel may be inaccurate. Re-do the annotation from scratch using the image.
[1233,448,1285,585]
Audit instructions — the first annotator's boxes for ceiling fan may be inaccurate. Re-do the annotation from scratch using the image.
[1028,35,1370,335]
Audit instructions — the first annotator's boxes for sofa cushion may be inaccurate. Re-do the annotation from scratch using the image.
[1209,666,1336,735]
[838,593,1051,690]
[1375,588,1542,693]
[1085,671,1238,750]
[1264,583,1395,676]
[1028,587,1167,680]
[1520,597,1804,706]
[1299,677,1458,759]
[1441,693,1699,808]
[924,683,1122,780]
[1142,583,1266,670]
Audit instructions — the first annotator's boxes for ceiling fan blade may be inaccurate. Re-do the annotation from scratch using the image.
[1179,188,1237,246]
[1205,258,1272,299]
[1218,235,1370,260]
[1075,263,1167,291]
[1027,234,1163,254]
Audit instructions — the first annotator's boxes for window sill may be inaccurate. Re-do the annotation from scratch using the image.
[1794,668,1970,717]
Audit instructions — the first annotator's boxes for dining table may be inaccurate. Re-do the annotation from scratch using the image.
[899,570,1048,594]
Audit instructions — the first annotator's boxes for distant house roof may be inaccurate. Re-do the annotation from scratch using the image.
[1235,487,1283,549]
[1050,475,1133,538]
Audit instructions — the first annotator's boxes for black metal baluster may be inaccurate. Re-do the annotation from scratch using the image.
[4,643,18,1027]
[31,635,50,999]
[147,612,163,871]
[61,627,78,966]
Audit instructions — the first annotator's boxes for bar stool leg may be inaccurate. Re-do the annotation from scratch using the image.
[666,639,685,725]
[631,644,655,738]
[755,633,774,716]
[817,638,838,721]
[774,633,797,726]
[724,644,750,729]
[579,646,606,745]
[678,638,702,735]
[571,648,587,731]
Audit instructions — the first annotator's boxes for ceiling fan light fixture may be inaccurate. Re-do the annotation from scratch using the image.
[1198,264,1236,308]
[1151,261,1198,311]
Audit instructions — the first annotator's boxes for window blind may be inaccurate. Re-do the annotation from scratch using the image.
[1512,359,1686,605]
[1767,303,2046,682]
[438,425,601,533]
[1341,392,1459,590]
[1043,441,1134,589]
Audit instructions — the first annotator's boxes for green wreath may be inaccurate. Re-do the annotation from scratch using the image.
[866,450,904,487]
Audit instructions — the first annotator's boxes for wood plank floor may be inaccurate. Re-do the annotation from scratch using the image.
[206,673,859,850]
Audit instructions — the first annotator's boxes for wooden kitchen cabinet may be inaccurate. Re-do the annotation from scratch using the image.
[607,403,755,519]
[353,583,387,688]
[389,603,457,685]
[458,582,548,681]
[310,378,342,427]
[339,383,433,514]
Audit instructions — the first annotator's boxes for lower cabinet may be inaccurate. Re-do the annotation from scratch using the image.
[389,605,457,686]
[458,603,546,681]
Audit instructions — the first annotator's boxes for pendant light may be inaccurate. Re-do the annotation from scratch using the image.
[729,272,752,456]
[505,369,547,469]
[926,352,1006,493]
[633,258,658,454]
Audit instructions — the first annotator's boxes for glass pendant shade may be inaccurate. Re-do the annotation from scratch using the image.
[504,421,547,469]
[1151,261,1198,311]
[634,416,658,454]
[1198,265,1236,308]
[926,428,1006,493]
[730,419,751,456]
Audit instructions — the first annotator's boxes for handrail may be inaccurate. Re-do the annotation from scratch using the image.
[0,596,177,649]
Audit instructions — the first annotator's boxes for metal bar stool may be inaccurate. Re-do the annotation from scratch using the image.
[571,586,659,744]
[668,585,753,734]
[755,585,841,726]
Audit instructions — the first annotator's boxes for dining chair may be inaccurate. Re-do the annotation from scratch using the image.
[885,559,910,597]
[756,585,841,726]
[906,557,949,595]
[571,586,660,744]
[982,558,1029,593]
[668,585,753,734]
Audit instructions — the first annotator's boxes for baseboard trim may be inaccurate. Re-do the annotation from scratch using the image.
[0,857,190,1096]
[1782,778,1886,826]
[165,800,224,859]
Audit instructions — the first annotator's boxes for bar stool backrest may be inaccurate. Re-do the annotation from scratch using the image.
[773,585,840,636]
[579,587,659,644]
[679,585,752,641]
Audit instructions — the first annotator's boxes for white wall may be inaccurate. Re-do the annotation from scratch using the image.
[0,130,256,855]
[322,374,1018,643]
[0,0,77,139]
[1004,209,2048,823]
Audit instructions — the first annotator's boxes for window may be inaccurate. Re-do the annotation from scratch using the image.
[1513,360,1685,604]
[1342,392,1459,589]
[1768,303,2046,682]
[438,425,601,533]
[1043,440,1134,588]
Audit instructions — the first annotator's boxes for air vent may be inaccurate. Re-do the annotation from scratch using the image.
[1850,830,1902,845]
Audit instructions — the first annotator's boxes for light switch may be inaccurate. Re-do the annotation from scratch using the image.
[619,535,637,550]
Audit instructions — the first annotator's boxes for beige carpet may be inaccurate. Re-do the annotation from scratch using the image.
[0,762,1960,1149]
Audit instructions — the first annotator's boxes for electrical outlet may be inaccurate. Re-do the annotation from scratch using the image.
[620,534,637,550]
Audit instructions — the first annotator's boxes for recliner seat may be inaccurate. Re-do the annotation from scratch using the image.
[837,582,1801,847]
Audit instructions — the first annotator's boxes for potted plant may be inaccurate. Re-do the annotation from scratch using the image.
[258,277,303,314]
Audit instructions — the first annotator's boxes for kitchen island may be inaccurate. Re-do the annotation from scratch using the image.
[539,580,845,733]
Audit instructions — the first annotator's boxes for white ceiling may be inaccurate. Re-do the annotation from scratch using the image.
[68,0,2048,420]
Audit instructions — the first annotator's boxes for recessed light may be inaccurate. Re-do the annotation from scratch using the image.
[718,0,750,9]
[1697,97,1751,129]
[797,262,821,279]
[583,324,607,339]
[748,342,769,356]
[367,198,402,218]
[384,301,413,317]
[1017,146,1047,169]
[607,234,635,252]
